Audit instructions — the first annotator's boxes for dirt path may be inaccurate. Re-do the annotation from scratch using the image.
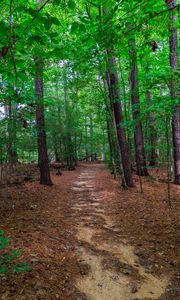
[1,163,179,300]
[70,164,169,300]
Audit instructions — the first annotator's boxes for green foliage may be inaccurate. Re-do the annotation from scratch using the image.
[0,230,10,249]
[68,0,76,10]
[0,0,178,170]
[0,230,31,274]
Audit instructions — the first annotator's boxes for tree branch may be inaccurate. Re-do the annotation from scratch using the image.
[24,0,51,31]
[0,0,52,59]
[124,4,180,35]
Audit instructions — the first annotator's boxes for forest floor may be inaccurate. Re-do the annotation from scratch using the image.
[0,162,180,300]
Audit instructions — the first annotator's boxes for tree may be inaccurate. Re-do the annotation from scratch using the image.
[106,50,134,187]
[147,91,159,167]
[165,0,180,184]
[128,29,149,176]
[35,57,52,185]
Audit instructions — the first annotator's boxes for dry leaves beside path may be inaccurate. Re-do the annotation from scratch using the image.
[0,163,179,300]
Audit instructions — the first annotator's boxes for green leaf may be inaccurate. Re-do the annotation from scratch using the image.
[0,230,5,236]
[53,48,64,59]
[0,264,9,273]
[53,0,61,5]
[3,250,22,263]
[0,236,10,249]
[71,22,79,33]
[50,32,59,38]
[51,17,61,26]
[27,8,37,17]
[0,22,9,38]
[68,0,76,10]
[13,263,31,273]
[79,24,86,32]
[27,35,44,45]
[41,16,52,30]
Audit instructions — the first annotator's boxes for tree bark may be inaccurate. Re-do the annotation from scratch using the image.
[35,58,52,185]
[6,101,18,164]
[165,0,180,184]
[63,65,74,170]
[106,51,134,187]
[147,91,159,167]
[101,5,133,186]
[98,68,120,177]
[129,33,149,176]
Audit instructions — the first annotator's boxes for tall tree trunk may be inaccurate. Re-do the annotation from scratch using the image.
[165,0,180,184]
[63,66,74,170]
[74,88,79,166]
[35,58,52,185]
[129,33,148,176]
[106,50,134,187]
[98,68,119,177]
[101,5,133,186]
[147,91,159,166]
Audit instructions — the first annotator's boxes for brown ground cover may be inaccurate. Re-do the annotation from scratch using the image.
[0,163,179,300]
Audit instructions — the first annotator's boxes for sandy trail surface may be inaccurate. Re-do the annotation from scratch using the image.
[71,165,169,300]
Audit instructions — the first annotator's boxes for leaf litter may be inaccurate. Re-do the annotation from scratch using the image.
[0,162,179,300]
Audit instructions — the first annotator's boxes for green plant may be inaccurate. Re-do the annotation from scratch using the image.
[0,229,31,274]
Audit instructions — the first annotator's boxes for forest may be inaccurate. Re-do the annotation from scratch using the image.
[0,0,179,299]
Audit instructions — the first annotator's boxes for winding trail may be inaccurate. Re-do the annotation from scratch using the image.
[71,164,169,300]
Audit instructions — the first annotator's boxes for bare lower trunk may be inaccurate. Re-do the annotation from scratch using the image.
[106,51,134,187]
[6,101,18,165]
[172,106,180,184]
[147,91,159,166]
[165,0,180,184]
[129,34,148,176]
[99,68,119,177]
[63,66,75,170]
[35,58,52,185]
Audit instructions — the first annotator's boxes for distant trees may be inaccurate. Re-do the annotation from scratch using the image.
[0,0,179,188]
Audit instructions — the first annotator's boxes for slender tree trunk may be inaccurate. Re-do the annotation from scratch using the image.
[165,0,180,184]
[102,128,106,161]
[85,119,88,161]
[74,88,79,166]
[54,136,60,162]
[147,91,159,166]
[107,119,117,177]
[63,66,74,170]
[101,5,133,186]
[54,78,61,163]
[6,100,18,165]
[90,115,94,161]
[106,50,134,187]
[129,34,148,176]
[35,58,52,185]
[98,68,119,177]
